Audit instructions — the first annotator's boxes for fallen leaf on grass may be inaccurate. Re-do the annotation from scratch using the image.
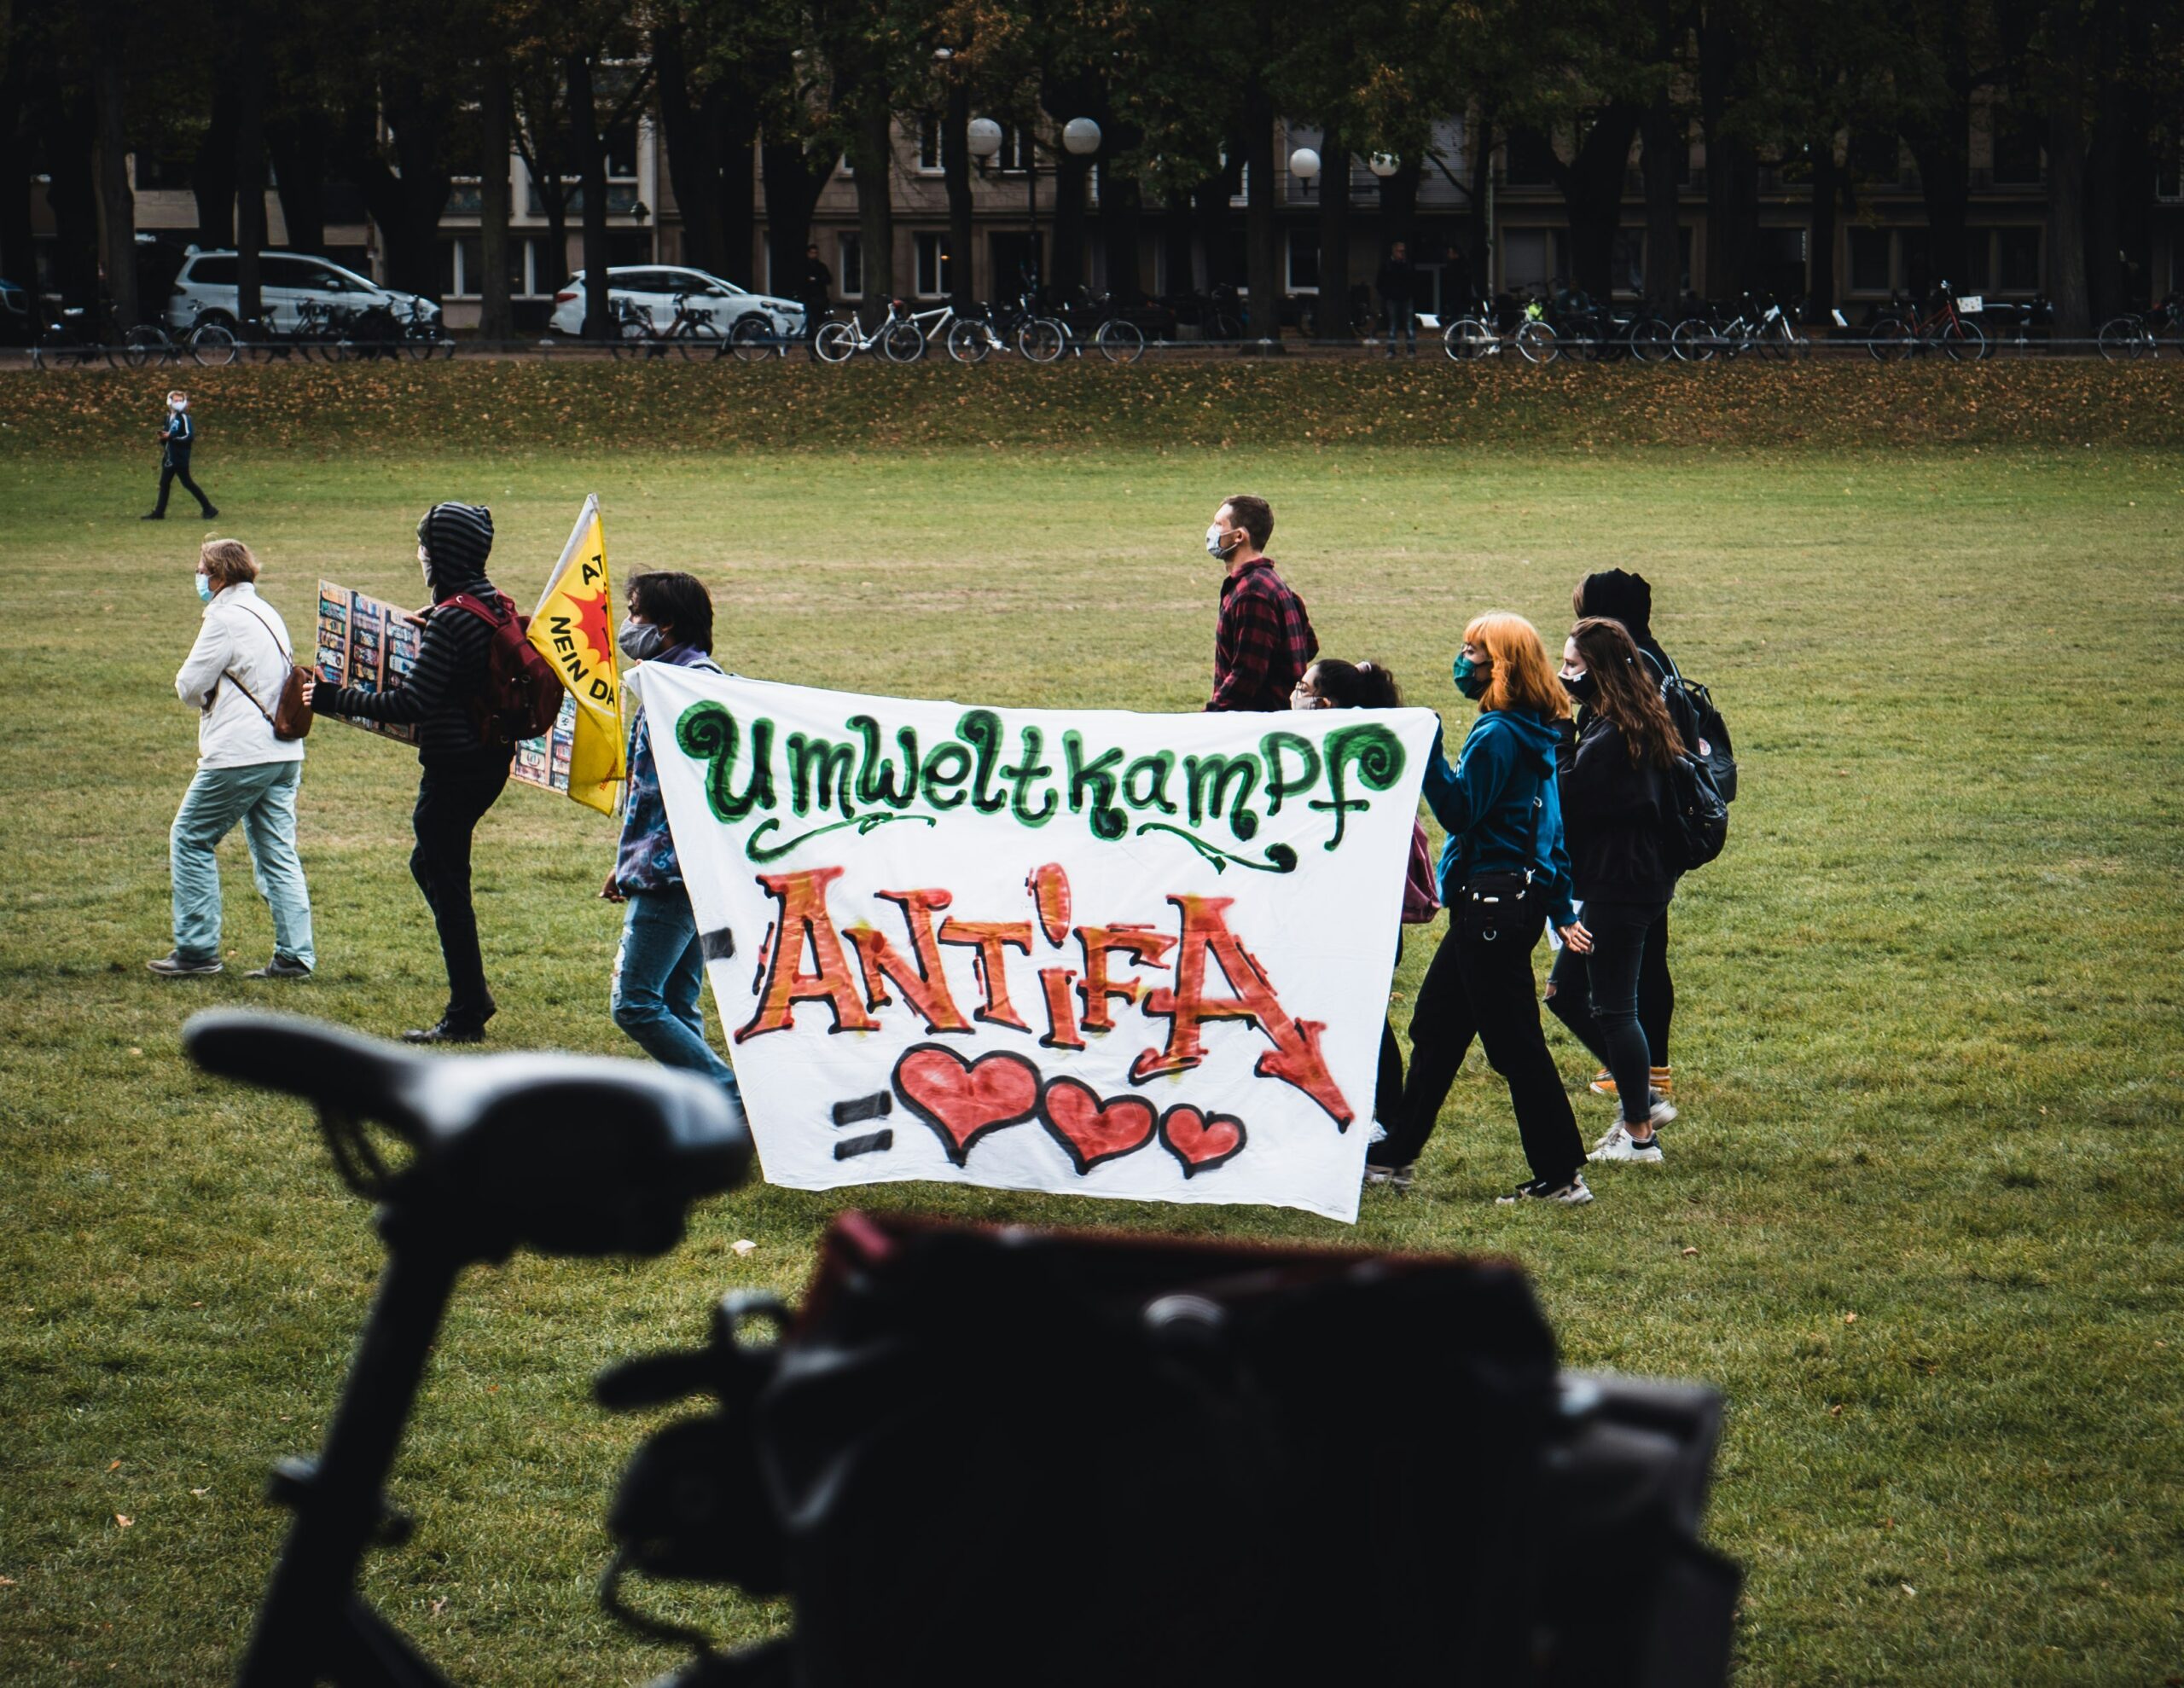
[106,1460,120,1471]
[732,1238,758,1256]
[1828,1404,1843,1418]
[189,1488,210,1499]
[1900,1583,1916,1596]
[1681,1247,1699,1257]
[0,1575,16,1586]
[113,1516,131,1529]
[1844,1312,1859,1325]
[430,1598,448,1617]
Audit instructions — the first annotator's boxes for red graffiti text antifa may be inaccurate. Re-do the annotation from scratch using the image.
[737,861,1354,1129]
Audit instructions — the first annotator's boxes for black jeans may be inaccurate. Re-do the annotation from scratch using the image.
[1374,886,1585,1187]
[154,455,214,516]
[1547,897,1669,1126]
[410,751,512,1026]
[1374,933,1409,1126]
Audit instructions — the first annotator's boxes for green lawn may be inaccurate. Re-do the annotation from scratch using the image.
[2,378,2181,1684]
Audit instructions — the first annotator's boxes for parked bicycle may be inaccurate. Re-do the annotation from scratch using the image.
[603,291,724,360]
[1443,296,1558,363]
[2097,293,2181,361]
[1672,293,1809,362]
[812,299,926,363]
[1866,281,1986,362]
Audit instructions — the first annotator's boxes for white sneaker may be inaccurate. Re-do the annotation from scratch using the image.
[1496,1174,1594,1206]
[1589,1125,1664,1164]
[1647,1093,1678,1128]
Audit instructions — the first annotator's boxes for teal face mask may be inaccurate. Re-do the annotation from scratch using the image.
[1452,652,1489,699]
[195,573,213,603]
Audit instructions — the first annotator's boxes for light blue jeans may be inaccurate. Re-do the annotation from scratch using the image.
[611,890,745,1117]
[170,762,314,967]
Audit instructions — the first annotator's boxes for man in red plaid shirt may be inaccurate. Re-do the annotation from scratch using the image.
[1204,494,1317,711]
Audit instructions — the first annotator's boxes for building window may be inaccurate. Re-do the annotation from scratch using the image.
[1996,227,2041,293]
[917,116,942,173]
[1286,228,1320,292]
[838,232,863,298]
[1502,228,1559,293]
[997,124,1033,173]
[1848,226,1892,293]
[1609,229,1644,295]
[915,232,951,297]
[440,235,485,299]
[602,121,642,183]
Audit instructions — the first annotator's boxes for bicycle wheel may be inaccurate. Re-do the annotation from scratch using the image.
[187,323,239,367]
[1442,318,1488,361]
[676,322,724,361]
[730,315,779,363]
[946,320,992,364]
[123,325,172,368]
[813,321,859,364]
[881,322,927,363]
[1019,318,1065,363]
[1516,321,1559,364]
[1670,320,1716,363]
[1628,318,1673,363]
[1095,319,1146,364]
[1867,319,1913,362]
[2096,317,2150,362]
[1939,319,1985,363]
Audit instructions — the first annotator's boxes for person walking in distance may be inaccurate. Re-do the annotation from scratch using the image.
[301,503,514,1043]
[1365,613,1596,1204]
[601,571,748,1122]
[1571,568,1686,1107]
[151,538,312,977]
[799,243,833,345]
[1377,241,1418,358]
[1546,617,1686,1164]
[1204,495,1317,712]
[142,390,218,521]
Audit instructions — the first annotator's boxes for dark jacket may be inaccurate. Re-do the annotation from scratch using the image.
[1420,707,1577,926]
[1376,258,1416,304]
[317,505,509,764]
[1573,568,1670,673]
[160,409,194,467]
[1558,715,1677,904]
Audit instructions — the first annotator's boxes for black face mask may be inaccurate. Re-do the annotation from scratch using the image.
[1560,670,1596,704]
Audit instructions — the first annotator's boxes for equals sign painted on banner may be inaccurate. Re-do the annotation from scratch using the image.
[831,1090,894,1160]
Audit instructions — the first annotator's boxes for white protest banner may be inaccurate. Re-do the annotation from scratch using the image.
[630,667,1439,1222]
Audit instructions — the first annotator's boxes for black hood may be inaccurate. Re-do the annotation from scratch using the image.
[1574,568,1665,663]
[419,502,494,601]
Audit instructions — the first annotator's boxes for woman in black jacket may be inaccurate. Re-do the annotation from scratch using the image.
[1548,616,1685,1163]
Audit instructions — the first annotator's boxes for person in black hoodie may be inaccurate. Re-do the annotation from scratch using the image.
[1547,616,1684,1163]
[1571,567,1684,1105]
[302,503,514,1043]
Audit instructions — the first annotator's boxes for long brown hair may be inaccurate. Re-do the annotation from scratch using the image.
[1462,612,1570,721]
[1568,616,1684,767]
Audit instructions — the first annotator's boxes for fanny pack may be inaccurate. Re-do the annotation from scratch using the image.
[1457,870,1538,943]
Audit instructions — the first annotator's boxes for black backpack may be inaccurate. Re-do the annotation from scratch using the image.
[1658,653,1736,803]
[1665,750,1729,873]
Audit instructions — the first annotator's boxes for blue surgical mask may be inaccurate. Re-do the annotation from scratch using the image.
[1452,652,1489,699]
[195,573,213,603]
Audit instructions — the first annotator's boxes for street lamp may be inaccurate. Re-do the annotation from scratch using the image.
[970,114,1101,300]
[1289,148,1321,182]
[1367,153,1400,179]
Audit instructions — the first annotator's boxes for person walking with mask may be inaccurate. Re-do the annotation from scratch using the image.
[1204,495,1316,712]
[601,571,746,1123]
[142,390,218,522]
[300,502,514,1043]
[1546,616,1685,1163]
[151,538,312,977]
[1365,613,1595,1204]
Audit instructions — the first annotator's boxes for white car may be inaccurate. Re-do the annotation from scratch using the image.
[549,266,804,340]
[166,250,439,336]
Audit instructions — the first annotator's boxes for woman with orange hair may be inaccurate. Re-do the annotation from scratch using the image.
[1365,612,1596,1204]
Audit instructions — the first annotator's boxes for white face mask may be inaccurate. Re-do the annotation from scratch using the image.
[1205,522,1235,559]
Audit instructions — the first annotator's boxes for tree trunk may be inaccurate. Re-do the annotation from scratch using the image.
[1316,122,1351,334]
[944,86,975,309]
[1190,168,1231,291]
[1806,135,1839,322]
[2045,32,2091,337]
[761,137,831,285]
[346,84,455,299]
[1242,61,1281,344]
[268,110,329,255]
[852,102,894,322]
[46,89,101,311]
[1900,9,1972,299]
[716,102,759,286]
[1465,112,1495,298]
[1641,98,1682,310]
[1698,15,1758,301]
[477,55,515,342]
[1052,151,1091,299]
[1552,104,1641,301]
[1377,155,1421,249]
[568,54,613,339]
[92,55,135,328]
[235,43,266,326]
[191,90,237,250]
[653,25,724,278]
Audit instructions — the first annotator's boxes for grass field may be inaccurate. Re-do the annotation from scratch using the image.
[2,364,2181,1685]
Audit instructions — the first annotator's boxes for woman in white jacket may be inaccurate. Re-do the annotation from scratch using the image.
[151,539,315,978]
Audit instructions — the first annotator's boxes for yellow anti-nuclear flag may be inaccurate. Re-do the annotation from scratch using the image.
[529,494,625,815]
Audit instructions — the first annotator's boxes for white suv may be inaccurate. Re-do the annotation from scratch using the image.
[549,267,804,340]
[166,251,440,335]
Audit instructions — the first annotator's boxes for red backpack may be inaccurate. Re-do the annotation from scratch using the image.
[442,591,566,746]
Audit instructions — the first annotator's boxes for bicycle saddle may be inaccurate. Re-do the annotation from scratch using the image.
[183,1011,752,1260]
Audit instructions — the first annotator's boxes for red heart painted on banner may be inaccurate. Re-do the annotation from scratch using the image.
[1038,1077,1158,1175]
[892,1044,1043,1166]
[1158,1105,1249,1176]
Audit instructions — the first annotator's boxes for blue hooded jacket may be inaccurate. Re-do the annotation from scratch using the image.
[1420,708,1577,927]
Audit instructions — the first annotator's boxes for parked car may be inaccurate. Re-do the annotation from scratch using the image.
[0,276,29,345]
[165,250,441,336]
[549,267,804,340]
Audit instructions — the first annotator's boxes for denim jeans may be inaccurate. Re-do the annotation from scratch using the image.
[1547,897,1669,1126]
[170,761,313,967]
[1385,299,1416,354]
[611,889,746,1117]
